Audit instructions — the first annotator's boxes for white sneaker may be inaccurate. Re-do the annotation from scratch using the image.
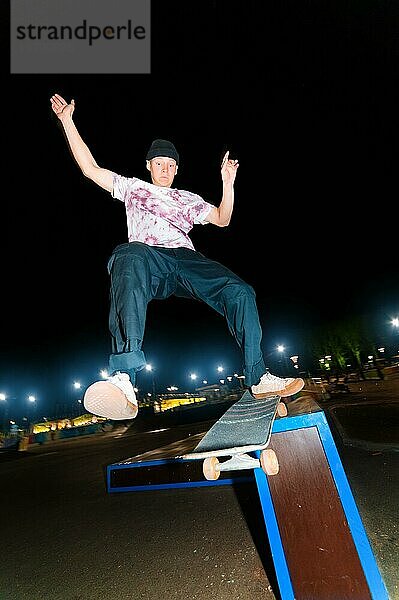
[251,372,304,398]
[83,372,138,420]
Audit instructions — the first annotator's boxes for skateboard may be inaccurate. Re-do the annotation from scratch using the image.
[181,390,287,480]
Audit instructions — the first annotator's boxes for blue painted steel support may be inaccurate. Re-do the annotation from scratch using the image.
[254,463,295,600]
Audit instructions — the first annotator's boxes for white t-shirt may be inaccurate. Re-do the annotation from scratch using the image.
[111,174,215,251]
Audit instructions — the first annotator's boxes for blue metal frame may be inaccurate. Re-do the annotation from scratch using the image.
[107,457,252,493]
[109,478,252,493]
[254,464,295,599]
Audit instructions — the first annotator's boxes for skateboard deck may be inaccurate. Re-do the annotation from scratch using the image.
[181,390,287,480]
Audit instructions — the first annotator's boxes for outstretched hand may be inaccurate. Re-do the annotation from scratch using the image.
[50,93,75,122]
[221,151,239,186]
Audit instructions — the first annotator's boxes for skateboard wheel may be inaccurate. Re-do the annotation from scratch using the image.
[203,456,220,481]
[260,449,279,476]
[277,402,288,417]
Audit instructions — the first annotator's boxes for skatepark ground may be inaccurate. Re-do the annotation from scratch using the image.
[0,379,397,599]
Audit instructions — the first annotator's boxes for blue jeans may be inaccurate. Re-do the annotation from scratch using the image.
[107,242,266,387]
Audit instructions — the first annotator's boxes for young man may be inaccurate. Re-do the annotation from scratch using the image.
[50,93,304,420]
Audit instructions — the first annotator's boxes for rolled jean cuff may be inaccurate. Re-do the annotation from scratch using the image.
[243,358,266,387]
[109,350,147,385]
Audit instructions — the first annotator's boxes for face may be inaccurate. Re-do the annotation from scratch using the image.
[146,156,178,187]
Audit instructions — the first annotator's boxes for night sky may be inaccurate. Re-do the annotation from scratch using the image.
[2,1,398,416]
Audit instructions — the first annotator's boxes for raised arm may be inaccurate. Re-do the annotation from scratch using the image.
[50,94,113,193]
[206,151,239,227]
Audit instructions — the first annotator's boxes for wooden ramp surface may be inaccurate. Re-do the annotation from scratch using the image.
[264,426,371,599]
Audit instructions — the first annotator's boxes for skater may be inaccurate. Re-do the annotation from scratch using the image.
[50,93,304,420]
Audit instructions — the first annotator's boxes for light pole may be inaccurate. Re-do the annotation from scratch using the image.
[27,395,36,433]
[290,355,299,372]
[189,373,198,392]
[145,364,156,399]
[72,381,84,415]
[234,373,245,390]
[0,393,8,433]
[277,344,289,375]
[391,318,399,359]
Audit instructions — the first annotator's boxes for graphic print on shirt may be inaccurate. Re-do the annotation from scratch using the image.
[111,174,214,250]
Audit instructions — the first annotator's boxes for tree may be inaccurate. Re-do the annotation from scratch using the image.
[309,315,378,379]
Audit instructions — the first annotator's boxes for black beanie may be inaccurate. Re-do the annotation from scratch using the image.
[146,139,179,164]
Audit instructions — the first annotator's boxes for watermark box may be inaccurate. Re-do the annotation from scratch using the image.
[10,0,151,74]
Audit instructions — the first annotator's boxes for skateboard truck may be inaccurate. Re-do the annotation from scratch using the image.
[203,448,279,481]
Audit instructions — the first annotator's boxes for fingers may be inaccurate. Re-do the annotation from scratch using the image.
[54,93,67,104]
[221,151,229,169]
[50,94,63,107]
[50,96,62,112]
[221,151,239,170]
[50,93,71,111]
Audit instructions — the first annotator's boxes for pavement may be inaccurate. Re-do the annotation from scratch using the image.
[0,382,397,600]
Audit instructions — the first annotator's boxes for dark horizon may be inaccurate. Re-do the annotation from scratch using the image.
[3,1,398,416]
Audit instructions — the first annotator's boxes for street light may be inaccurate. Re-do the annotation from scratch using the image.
[189,373,198,393]
[27,395,36,433]
[145,364,156,398]
[276,344,288,375]
[0,393,8,432]
[73,381,86,415]
[290,355,299,370]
